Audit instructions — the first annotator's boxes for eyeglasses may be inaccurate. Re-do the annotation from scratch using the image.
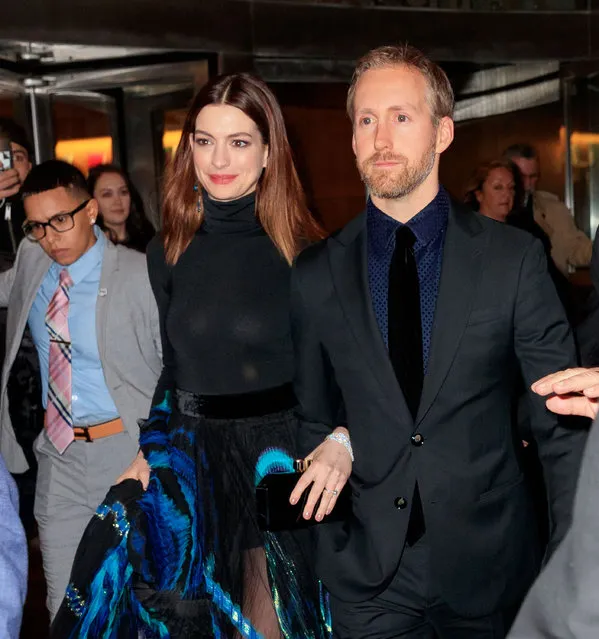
[22,199,91,242]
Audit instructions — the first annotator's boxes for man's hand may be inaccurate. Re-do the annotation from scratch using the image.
[0,169,21,200]
[116,450,151,489]
[532,367,599,420]
[289,426,352,522]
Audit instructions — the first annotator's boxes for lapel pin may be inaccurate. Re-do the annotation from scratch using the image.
[98,288,107,297]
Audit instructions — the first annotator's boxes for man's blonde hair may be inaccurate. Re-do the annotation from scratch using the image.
[347,44,455,126]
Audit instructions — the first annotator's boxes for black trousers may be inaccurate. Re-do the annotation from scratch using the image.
[330,536,517,639]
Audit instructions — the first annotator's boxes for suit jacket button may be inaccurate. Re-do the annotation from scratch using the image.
[411,433,424,446]
[394,497,407,510]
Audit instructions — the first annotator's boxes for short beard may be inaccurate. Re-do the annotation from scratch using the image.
[358,137,437,200]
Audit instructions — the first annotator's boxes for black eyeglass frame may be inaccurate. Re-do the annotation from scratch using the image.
[22,199,91,242]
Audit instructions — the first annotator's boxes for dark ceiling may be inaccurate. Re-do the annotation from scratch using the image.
[1,1,599,83]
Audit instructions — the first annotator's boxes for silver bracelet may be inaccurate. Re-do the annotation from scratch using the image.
[327,432,354,462]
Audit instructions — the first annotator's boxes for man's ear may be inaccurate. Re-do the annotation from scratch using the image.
[435,116,454,154]
[88,199,99,225]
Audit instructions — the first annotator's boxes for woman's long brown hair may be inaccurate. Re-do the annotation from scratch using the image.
[162,73,324,265]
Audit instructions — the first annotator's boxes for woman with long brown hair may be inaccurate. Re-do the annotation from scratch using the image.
[144,72,331,637]
[51,73,332,639]
[87,164,155,252]
[108,73,329,638]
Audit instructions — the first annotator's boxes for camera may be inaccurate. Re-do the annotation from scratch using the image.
[0,137,12,172]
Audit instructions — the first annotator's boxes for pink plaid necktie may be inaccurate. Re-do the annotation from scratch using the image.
[45,268,75,454]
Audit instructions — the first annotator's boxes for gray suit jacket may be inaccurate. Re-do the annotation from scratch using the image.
[509,414,599,638]
[0,236,162,474]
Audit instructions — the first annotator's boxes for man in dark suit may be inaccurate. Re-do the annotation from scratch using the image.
[289,44,588,638]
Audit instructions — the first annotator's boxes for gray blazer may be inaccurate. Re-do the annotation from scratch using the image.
[508,415,599,638]
[0,236,162,474]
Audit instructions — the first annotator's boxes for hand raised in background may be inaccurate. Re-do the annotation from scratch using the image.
[532,367,599,420]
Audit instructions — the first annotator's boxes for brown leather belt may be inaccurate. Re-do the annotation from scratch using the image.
[72,417,124,442]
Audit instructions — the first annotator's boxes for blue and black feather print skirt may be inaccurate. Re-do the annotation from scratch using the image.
[51,390,332,639]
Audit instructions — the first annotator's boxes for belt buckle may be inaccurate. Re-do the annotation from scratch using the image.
[75,426,93,442]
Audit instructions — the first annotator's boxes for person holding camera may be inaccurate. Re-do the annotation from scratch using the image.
[0,118,32,265]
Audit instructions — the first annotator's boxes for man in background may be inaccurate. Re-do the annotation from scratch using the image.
[0,118,32,266]
[0,119,40,538]
[504,143,591,276]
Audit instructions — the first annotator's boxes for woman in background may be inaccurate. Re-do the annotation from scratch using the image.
[88,164,155,252]
[464,159,520,223]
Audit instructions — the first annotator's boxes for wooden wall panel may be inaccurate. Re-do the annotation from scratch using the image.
[0,100,14,119]
[277,83,365,231]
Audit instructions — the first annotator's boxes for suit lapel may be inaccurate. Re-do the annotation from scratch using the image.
[416,204,486,425]
[96,240,118,362]
[11,247,52,356]
[329,213,411,418]
[22,251,53,320]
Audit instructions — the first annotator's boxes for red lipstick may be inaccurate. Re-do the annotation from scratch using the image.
[209,174,237,185]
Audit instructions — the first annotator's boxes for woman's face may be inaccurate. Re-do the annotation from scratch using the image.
[93,172,131,227]
[476,167,515,223]
[190,104,268,202]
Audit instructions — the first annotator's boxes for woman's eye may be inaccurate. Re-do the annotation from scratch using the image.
[232,139,249,148]
[195,138,210,146]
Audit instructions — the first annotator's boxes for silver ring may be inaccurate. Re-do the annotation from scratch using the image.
[331,490,339,496]
[323,488,330,494]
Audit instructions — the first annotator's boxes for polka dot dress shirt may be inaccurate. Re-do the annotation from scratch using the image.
[367,188,449,373]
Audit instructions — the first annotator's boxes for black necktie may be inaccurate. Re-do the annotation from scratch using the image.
[388,226,423,419]
[388,225,426,546]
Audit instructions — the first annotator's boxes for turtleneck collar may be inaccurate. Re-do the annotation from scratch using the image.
[201,190,263,236]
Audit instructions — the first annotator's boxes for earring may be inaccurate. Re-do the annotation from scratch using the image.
[194,183,201,213]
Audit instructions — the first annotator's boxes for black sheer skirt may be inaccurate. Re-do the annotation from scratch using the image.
[169,388,330,638]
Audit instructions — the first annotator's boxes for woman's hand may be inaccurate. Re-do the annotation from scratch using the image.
[531,367,599,420]
[289,427,352,522]
[116,450,151,490]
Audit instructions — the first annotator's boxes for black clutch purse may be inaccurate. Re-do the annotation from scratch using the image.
[255,459,351,531]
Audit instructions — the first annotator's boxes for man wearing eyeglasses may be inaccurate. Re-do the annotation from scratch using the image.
[0,159,161,619]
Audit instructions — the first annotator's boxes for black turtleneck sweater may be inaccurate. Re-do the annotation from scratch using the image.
[147,191,293,401]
